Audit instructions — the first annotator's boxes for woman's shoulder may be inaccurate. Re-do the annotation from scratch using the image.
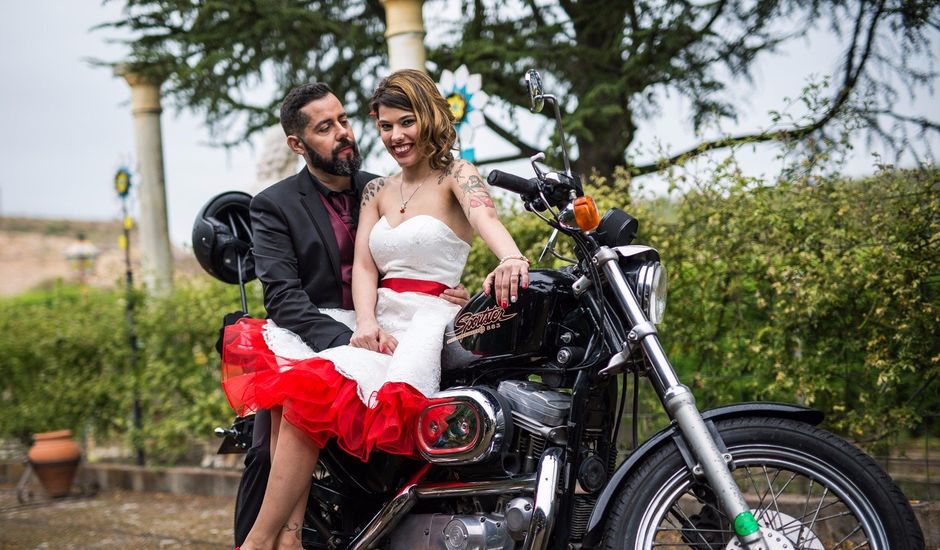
[437,159,481,186]
[361,173,398,206]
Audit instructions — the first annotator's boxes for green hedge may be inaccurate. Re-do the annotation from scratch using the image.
[604,164,939,445]
[1,165,936,462]
[0,279,259,463]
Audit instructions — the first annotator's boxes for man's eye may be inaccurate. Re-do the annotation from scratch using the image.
[317,126,330,134]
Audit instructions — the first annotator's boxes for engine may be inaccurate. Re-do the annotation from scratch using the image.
[389,381,574,549]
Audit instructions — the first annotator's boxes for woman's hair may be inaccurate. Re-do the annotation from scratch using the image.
[370,69,456,171]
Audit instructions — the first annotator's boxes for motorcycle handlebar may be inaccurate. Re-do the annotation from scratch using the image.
[487,170,540,196]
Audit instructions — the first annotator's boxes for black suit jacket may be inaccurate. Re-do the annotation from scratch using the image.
[250,168,378,351]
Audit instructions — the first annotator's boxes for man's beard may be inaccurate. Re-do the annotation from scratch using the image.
[302,138,362,176]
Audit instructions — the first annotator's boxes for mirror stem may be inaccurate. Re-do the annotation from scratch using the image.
[542,95,573,177]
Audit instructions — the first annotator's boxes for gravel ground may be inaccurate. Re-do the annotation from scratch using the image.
[0,485,233,549]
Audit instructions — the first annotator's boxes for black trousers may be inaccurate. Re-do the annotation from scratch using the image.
[234,408,271,546]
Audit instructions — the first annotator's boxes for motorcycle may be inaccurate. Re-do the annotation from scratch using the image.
[195,70,924,549]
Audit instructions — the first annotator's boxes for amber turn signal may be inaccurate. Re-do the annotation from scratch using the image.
[573,196,601,232]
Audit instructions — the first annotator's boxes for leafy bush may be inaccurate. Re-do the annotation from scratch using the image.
[623,164,939,445]
[477,163,938,446]
[0,284,130,442]
[0,275,259,464]
[0,165,935,461]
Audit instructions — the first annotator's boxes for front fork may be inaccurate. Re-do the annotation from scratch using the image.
[592,248,766,549]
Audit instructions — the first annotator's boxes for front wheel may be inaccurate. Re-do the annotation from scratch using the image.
[603,416,924,549]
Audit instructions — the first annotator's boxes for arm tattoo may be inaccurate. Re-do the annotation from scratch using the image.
[437,159,461,186]
[459,174,495,214]
[360,177,387,207]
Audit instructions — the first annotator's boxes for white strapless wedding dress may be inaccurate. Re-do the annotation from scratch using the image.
[221,214,470,460]
[263,214,471,404]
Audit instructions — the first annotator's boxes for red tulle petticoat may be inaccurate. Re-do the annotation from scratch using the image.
[221,317,428,462]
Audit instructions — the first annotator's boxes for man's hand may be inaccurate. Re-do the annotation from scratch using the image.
[440,283,472,307]
[350,320,398,354]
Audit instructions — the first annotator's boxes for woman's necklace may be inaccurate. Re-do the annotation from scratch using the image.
[399,176,427,213]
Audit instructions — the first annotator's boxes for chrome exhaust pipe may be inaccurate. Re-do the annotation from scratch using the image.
[523,447,563,550]
[347,463,429,550]
[347,465,538,549]
[415,475,535,498]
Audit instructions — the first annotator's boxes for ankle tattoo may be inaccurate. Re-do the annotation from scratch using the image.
[281,521,302,541]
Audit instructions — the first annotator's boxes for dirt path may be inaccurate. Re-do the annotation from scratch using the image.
[0,486,233,549]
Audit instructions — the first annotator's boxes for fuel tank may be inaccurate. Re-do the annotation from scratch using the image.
[441,269,579,378]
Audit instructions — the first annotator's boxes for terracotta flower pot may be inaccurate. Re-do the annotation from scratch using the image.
[27,430,82,498]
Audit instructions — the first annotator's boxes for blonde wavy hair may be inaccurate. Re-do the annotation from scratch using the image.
[370,69,456,171]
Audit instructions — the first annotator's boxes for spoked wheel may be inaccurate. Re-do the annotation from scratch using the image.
[603,417,924,550]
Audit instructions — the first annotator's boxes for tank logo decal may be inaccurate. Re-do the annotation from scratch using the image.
[446,306,517,343]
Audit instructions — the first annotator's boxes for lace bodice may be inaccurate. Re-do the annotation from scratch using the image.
[263,213,470,406]
[369,215,470,287]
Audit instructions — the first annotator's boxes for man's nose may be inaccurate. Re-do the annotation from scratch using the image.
[334,122,349,140]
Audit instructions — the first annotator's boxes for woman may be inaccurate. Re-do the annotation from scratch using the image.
[225,69,529,550]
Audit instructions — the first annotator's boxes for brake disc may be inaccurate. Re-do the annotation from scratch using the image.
[724,510,824,550]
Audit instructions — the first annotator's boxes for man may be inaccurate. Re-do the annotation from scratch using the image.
[234,82,468,546]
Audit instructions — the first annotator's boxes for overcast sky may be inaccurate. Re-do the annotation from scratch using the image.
[1,1,937,248]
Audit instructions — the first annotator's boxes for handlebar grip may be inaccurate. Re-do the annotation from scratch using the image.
[487,170,539,196]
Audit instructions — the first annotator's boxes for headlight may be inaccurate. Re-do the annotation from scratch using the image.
[416,387,509,465]
[637,262,667,324]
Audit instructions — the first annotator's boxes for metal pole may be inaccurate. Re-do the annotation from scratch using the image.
[115,166,144,466]
[119,197,145,466]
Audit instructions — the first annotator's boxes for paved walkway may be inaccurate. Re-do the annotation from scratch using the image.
[0,485,233,549]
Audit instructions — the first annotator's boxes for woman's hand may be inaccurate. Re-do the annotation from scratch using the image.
[350,320,398,354]
[483,257,530,309]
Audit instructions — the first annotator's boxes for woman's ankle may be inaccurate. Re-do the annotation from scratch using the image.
[240,533,276,550]
[275,524,304,550]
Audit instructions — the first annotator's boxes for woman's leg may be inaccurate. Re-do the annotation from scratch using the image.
[275,477,313,549]
[266,406,307,549]
[240,417,321,550]
[269,406,282,456]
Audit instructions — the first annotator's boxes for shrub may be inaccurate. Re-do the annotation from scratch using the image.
[1,165,935,460]
[0,275,259,464]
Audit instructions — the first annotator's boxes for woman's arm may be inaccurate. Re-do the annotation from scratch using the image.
[350,177,397,353]
[448,160,530,307]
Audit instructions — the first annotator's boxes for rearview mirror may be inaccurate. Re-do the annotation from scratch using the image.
[525,69,544,113]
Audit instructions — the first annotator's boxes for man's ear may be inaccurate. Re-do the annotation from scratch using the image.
[286,135,306,156]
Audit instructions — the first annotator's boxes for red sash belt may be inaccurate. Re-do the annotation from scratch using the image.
[380,277,450,296]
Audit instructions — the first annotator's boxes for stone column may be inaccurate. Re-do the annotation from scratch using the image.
[380,0,427,72]
[114,66,173,295]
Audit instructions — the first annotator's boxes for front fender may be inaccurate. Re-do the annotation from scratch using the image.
[581,402,823,548]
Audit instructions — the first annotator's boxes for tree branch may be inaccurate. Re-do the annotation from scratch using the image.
[822,1,886,133]
[477,152,532,165]
[625,0,638,34]
[630,125,821,176]
[631,1,892,176]
[525,0,547,27]
[870,110,940,132]
[483,114,542,158]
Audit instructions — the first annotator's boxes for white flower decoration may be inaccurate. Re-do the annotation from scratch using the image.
[438,64,489,162]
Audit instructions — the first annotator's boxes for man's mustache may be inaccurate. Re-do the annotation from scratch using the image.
[333,139,356,156]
